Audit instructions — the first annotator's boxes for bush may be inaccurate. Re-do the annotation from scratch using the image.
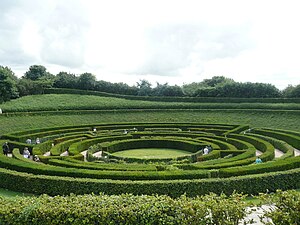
[259,190,300,225]
[0,192,251,225]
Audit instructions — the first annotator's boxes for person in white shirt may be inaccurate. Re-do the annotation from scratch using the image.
[23,147,30,158]
[203,147,209,155]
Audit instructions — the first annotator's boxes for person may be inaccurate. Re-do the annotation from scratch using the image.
[26,138,32,144]
[35,138,40,144]
[33,155,40,162]
[255,156,262,164]
[203,146,209,155]
[207,145,212,153]
[2,142,9,156]
[0,108,2,114]
[23,147,30,159]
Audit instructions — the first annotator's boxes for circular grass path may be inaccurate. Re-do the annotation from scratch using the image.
[112,148,191,159]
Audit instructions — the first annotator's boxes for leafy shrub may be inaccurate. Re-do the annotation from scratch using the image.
[0,192,251,225]
[259,190,300,225]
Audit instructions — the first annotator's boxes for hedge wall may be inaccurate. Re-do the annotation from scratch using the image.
[253,128,300,149]
[0,166,300,197]
[44,88,300,103]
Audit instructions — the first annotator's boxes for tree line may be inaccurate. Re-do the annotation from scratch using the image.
[1,65,299,103]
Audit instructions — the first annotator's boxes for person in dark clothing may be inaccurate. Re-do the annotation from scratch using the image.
[2,142,9,156]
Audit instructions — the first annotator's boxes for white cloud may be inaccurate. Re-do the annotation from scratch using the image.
[0,0,299,89]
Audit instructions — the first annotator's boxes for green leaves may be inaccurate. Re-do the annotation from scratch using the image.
[259,190,300,225]
[0,193,250,225]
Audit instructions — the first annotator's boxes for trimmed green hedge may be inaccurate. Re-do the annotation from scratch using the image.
[0,166,300,197]
[45,88,300,103]
[68,135,132,155]
[50,137,87,156]
[104,138,203,153]
[253,128,300,149]
[228,134,275,162]
[219,156,300,177]
[247,133,295,159]
[0,154,212,180]
[47,158,158,171]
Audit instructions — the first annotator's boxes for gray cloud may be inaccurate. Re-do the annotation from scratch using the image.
[0,0,35,66]
[0,0,88,70]
[136,23,254,76]
[40,1,89,68]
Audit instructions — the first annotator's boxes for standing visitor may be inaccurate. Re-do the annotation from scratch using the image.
[2,142,9,156]
[23,147,30,158]
[203,146,209,155]
[255,156,262,164]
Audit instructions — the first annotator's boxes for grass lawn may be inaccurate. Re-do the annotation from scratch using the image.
[0,94,299,112]
[112,148,191,159]
[0,110,299,134]
[0,188,33,198]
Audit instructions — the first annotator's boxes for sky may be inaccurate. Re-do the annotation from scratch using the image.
[0,0,300,89]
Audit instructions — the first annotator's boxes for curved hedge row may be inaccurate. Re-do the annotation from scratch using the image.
[1,122,300,196]
[45,88,300,103]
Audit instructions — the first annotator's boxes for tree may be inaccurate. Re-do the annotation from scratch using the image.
[217,82,281,98]
[23,65,50,80]
[182,76,234,97]
[53,72,78,89]
[152,83,184,96]
[136,79,152,96]
[0,66,19,103]
[17,78,53,96]
[282,84,300,98]
[202,76,234,87]
[78,73,96,90]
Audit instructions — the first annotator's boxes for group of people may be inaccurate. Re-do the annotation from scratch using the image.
[22,147,40,161]
[123,128,138,135]
[26,138,41,145]
[2,138,41,162]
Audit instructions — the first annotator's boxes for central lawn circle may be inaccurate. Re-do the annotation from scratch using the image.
[112,148,191,159]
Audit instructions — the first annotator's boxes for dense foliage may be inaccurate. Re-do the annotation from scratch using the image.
[0,66,19,103]
[1,64,300,103]
[0,192,250,225]
[259,190,300,225]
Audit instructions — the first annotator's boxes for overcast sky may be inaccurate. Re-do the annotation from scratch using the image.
[1,0,300,89]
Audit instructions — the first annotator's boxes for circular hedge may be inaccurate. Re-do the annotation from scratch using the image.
[0,122,300,196]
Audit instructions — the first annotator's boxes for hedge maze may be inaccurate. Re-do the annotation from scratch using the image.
[1,122,300,197]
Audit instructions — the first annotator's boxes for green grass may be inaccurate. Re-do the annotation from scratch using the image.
[112,148,191,159]
[0,188,33,198]
[0,110,299,134]
[1,94,299,112]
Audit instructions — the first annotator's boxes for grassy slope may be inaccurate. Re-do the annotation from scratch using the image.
[0,94,300,112]
[0,110,299,134]
[0,93,298,134]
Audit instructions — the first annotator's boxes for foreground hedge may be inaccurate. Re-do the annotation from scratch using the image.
[0,192,251,225]
[0,167,300,197]
[259,190,300,225]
